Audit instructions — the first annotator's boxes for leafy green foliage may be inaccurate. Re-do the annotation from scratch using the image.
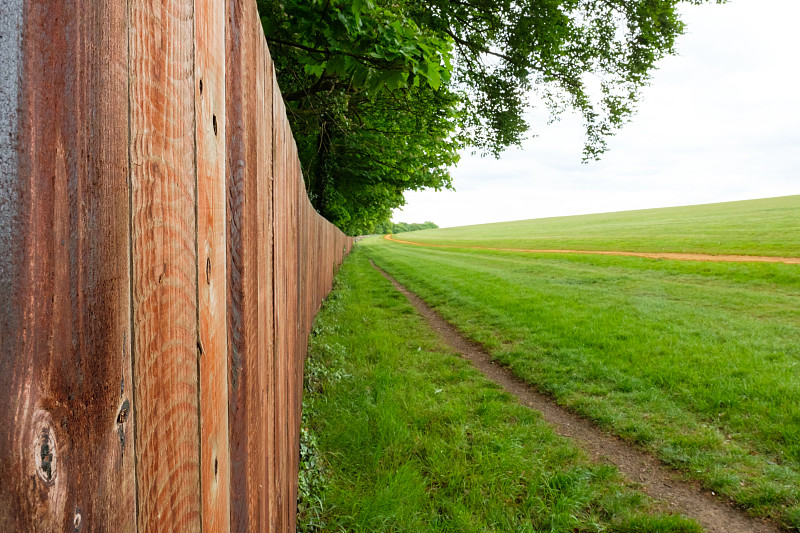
[297,423,325,532]
[258,0,461,234]
[258,0,725,234]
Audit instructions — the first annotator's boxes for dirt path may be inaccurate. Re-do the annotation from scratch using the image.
[370,260,782,533]
[384,234,800,265]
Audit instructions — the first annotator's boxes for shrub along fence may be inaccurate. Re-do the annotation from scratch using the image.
[0,0,352,530]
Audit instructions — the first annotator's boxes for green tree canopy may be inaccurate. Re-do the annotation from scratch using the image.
[257,0,723,234]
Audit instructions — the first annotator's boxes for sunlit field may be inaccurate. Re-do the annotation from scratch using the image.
[393,195,800,257]
[363,197,800,528]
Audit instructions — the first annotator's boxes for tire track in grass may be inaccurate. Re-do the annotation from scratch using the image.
[384,234,800,265]
[369,259,782,533]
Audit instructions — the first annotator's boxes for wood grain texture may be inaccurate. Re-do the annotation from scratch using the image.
[226,0,273,529]
[194,0,231,530]
[0,0,136,531]
[1,0,354,529]
[224,0,250,527]
[256,35,277,533]
[129,0,201,530]
[271,79,290,533]
[288,140,305,533]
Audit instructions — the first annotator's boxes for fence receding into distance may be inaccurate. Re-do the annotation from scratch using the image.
[0,0,353,530]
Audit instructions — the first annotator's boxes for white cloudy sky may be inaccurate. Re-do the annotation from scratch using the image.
[392,0,800,228]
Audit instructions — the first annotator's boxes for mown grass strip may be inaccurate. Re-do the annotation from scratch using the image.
[394,195,800,257]
[363,238,800,529]
[298,248,700,532]
[385,234,800,265]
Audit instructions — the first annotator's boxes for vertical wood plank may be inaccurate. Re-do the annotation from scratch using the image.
[225,0,250,527]
[271,71,289,533]
[0,0,136,531]
[287,99,301,533]
[194,0,231,529]
[226,0,271,529]
[289,144,306,533]
[129,0,201,529]
[256,35,277,533]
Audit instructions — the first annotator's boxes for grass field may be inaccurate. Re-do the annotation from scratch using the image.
[393,195,800,257]
[362,197,800,528]
[298,249,701,532]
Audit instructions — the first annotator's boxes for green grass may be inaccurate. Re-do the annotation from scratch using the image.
[393,195,800,257]
[298,248,701,532]
[363,237,800,529]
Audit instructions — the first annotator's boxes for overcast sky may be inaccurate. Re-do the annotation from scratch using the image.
[392,0,800,228]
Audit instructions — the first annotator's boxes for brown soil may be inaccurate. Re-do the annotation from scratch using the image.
[370,260,783,533]
[384,234,800,265]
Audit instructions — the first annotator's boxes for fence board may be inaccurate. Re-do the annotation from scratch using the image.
[225,0,276,529]
[256,36,278,532]
[271,76,289,533]
[0,1,136,531]
[195,0,231,529]
[129,0,202,529]
[289,145,306,533]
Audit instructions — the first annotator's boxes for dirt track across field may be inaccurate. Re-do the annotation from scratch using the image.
[370,259,782,533]
[384,234,800,265]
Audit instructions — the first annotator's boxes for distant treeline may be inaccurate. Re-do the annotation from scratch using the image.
[373,221,438,235]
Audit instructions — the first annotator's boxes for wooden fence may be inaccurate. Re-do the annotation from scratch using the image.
[0,0,352,530]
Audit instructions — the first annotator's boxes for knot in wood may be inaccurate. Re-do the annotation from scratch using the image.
[32,409,57,485]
